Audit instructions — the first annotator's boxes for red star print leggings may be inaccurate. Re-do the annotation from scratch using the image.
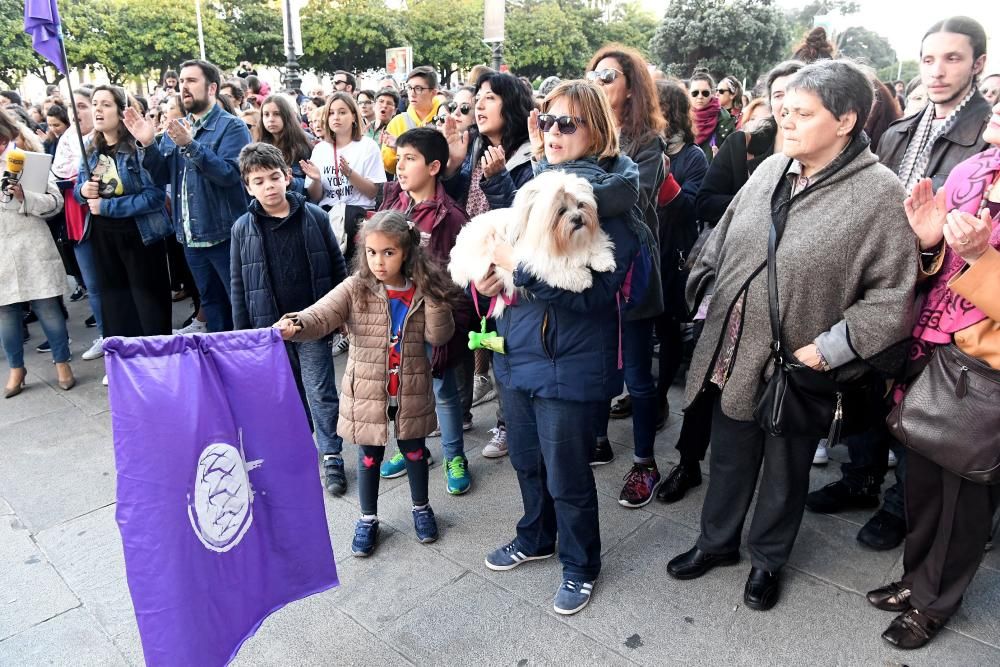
[358,438,429,516]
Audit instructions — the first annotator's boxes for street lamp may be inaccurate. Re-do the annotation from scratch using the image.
[282,0,303,93]
[483,0,504,71]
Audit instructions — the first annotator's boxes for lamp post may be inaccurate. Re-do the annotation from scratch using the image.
[282,0,303,93]
[194,0,206,60]
[484,0,504,71]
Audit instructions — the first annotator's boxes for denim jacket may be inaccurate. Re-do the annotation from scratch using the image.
[73,144,172,245]
[142,105,252,244]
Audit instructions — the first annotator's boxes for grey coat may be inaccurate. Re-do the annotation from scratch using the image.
[0,174,65,307]
[684,147,918,421]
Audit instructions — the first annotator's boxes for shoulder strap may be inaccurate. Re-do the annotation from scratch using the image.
[766,159,795,362]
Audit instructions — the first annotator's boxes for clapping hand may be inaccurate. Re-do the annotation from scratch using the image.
[943,208,994,266]
[904,178,948,250]
[123,106,156,147]
[165,118,193,147]
[443,115,469,171]
[338,155,353,180]
[299,159,320,181]
[527,108,543,156]
[481,145,507,179]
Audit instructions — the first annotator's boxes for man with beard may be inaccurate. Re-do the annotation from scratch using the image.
[123,59,252,333]
[805,16,991,551]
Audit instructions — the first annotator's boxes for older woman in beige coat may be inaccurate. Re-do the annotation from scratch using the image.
[1,112,75,396]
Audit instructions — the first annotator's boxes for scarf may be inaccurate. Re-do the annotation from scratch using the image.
[911,147,1000,354]
[896,86,978,193]
[664,131,686,157]
[692,97,722,146]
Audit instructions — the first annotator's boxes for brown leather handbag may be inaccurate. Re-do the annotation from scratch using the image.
[887,343,1000,484]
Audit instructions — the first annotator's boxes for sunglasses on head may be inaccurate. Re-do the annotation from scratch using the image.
[447,102,472,115]
[537,113,585,135]
[691,89,712,98]
[585,69,621,85]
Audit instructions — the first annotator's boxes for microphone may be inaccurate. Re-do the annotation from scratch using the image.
[1,148,25,200]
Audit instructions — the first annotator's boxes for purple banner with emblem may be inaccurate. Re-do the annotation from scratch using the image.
[105,329,338,666]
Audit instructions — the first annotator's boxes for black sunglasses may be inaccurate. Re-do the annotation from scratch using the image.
[585,69,621,85]
[434,114,448,125]
[447,102,472,115]
[691,89,712,98]
[717,88,733,95]
[537,113,585,135]
[333,79,348,87]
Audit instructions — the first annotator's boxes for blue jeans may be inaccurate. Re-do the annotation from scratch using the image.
[183,241,233,332]
[1,298,71,367]
[502,385,602,581]
[73,240,103,336]
[433,366,466,461]
[286,337,343,457]
[595,317,658,460]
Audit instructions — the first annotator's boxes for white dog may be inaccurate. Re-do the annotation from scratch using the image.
[448,170,615,317]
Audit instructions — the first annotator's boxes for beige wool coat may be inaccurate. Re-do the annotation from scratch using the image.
[288,276,454,446]
[0,175,65,306]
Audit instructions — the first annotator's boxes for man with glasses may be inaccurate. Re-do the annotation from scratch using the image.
[332,71,356,94]
[380,66,442,175]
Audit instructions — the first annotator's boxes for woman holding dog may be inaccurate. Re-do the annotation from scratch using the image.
[474,80,641,616]
[585,44,668,508]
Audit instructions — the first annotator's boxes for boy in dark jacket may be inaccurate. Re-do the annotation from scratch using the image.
[232,143,349,496]
[378,127,475,495]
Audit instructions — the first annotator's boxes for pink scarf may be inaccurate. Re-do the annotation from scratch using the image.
[692,97,721,146]
[910,147,1000,359]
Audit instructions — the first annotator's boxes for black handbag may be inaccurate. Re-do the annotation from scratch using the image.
[887,343,1000,484]
[752,218,876,441]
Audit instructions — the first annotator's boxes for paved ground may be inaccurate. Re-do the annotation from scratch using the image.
[2,296,1000,666]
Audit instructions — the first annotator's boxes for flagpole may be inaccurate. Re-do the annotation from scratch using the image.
[56,27,90,180]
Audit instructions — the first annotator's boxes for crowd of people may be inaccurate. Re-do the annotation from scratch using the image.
[1,13,998,649]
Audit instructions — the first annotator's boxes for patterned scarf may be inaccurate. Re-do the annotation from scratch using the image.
[466,160,490,218]
[896,86,977,193]
[692,98,722,146]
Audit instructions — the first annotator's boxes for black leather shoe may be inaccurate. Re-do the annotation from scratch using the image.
[656,463,702,503]
[589,437,614,466]
[609,395,632,419]
[882,609,945,650]
[667,546,739,580]
[805,480,880,514]
[867,582,912,612]
[744,567,781,611]
[857,509,906,551]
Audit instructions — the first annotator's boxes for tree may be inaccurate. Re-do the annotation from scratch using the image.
[650,0,787,82]
[878,60,919,85]
[837,26,896,69]
[300,0,404,75]
[602,2,658,59]
[403,0,486,83]
[506,0,593,79]
[0,0,41,88]
[212,0,285,68]
[785,0,858,43]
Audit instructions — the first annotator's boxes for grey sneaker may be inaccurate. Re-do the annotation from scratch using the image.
[471,374,497,406]
[553,579,594,615]
[82,337,105,361]
[332,333,349,357]
[484,539,554,571]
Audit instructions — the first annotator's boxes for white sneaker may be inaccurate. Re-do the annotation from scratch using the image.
[173,319,208,335]
[482,426,508,458]
[332,333,349,357]
[813,439,829,466]
[887,450,898,468]
[102,374,108,387]
[471,374,497,407]
[82,338,105,360]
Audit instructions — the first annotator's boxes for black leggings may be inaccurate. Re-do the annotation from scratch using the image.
[358,437,429,515]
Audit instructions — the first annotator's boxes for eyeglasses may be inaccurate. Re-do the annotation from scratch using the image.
[717,88,733,95]
[537,113,585,135]
[406,85,430,95]
[447,102,472,115]
[585,69,622,85]
[357,99,373,106]
[691,90,712,98]
[333,79,349,87]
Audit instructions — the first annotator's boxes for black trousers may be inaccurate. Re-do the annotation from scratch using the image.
[166,235,200,310]
[674,389,715,463]
[902,450,1000,619]
[696,397,815,571]
[90,220,171,338]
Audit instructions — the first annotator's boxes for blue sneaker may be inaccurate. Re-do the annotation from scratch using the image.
[380,450,433,479]
[553,579,594,615]
[445,455,471,495]
[351,518,379,557]
[484,540,555,571]
[412,506,439,543]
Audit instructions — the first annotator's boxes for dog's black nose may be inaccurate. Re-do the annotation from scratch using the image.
[571,214,584,230]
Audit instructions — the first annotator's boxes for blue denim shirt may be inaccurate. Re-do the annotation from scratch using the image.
[142,104,252,245]
[73,144,172,245]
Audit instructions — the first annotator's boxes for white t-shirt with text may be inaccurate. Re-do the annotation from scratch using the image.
[307,137,386,209]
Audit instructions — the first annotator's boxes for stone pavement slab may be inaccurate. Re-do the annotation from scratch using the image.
[0,608,127,666]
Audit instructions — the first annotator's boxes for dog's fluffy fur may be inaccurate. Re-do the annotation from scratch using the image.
[449,170,615,317]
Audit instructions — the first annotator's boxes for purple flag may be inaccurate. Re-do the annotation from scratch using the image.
[24,0,66,74]
[105,329,338,666]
